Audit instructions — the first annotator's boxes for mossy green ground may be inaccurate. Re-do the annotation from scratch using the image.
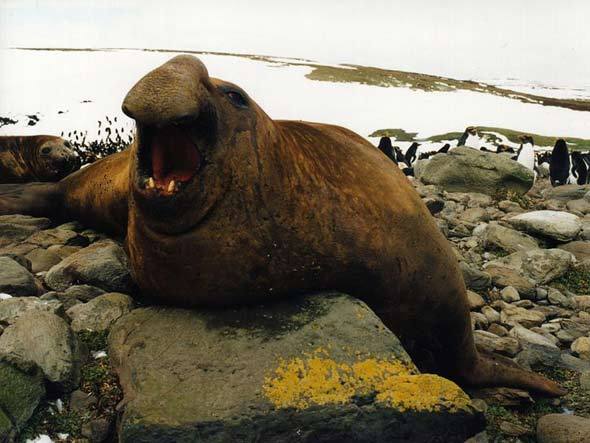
[485,365,590,442]
[492,189,533,210]
[303,64,590,113]
[553,266,590,294]
[18,331,122,442]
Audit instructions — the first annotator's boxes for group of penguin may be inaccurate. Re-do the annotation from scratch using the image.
[376,126,585,187]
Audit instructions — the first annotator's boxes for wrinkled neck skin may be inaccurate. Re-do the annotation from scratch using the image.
[125,109,301,305]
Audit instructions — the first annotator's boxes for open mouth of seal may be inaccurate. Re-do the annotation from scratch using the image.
[136,123,203,197]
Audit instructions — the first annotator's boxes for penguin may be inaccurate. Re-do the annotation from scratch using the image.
[438,143,450,153]
[405,142,420,166]
[377,137,397,163]
[458,126,481,149]
[516,135,536,173]
[498,144,516,154]
[418,151,437,160]
[535,151,551,179]
[393,146,408,166]
[571,151,588,185]
[549,139,570,187]
[582,153,590,183]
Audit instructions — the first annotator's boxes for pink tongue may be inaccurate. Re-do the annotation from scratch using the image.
[151,126,200,189]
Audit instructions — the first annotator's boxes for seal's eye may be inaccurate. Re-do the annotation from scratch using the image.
[41,147,52,154]
[226,90,248,108]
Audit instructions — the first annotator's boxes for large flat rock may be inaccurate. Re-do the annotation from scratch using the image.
[508,210,582,242]
[109,293,484,442]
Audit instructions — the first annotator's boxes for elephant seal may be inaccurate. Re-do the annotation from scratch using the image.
[0,135,79,183]
[0,55,564,396]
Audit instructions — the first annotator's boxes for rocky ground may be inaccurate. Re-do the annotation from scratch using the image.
[415,177,590,442]
[1,176,590,442]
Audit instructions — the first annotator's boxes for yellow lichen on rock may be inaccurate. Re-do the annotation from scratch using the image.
[263,350,472,413]
[375,373,472,412]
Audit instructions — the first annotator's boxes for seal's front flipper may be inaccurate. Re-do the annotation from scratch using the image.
[0,182,62,219]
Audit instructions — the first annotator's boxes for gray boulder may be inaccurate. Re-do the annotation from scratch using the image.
[63,285,106,302]
[67,292,134,332]
[483,266,537,299]
[0,360,45,441]
[0,214,52,230]
[484,249,574,285]
[25,228,89,248]
[0,256,37,296]
[109,293,484,442]
[0,224,38,248]
[24,247,63,273]
[499,304,546,328]
[473,330,520,357]
[415,147,534,196]
[509,325,558,349]
[558,241,590,263]
[45,239,134,293]
[460,262,492,292]
[566,198,590,214]
[481,222,539,254]
[0,215,50,249]
[0,310,81,390]
[543,184,590,201]
[0,296,63,324]
[508,210,582,242]
[537,414,590,443]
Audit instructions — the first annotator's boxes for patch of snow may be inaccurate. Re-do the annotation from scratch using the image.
[2,48,590,150]
[26,435,54,443]
[0,293,13,300]
[52,399,64,414]
[483,78,590,100]
[92,350,107,359]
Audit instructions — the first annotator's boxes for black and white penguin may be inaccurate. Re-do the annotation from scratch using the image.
[516,135,535,173]
[550,139,570,186]
[571,151,589,185]
[457,126,481,149]
[535,151,551,178]
[405,142,420,166]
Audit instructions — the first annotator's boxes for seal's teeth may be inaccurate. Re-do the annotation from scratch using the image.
[146,177,155,189]
[167,180,176,193]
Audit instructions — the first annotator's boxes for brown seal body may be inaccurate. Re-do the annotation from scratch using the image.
[0,55,564,396]
[0,135,80,183]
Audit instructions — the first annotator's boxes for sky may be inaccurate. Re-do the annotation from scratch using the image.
[1,0,589,86]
